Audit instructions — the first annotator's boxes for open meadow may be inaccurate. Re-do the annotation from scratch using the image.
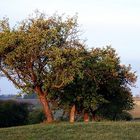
[0,122,140,140]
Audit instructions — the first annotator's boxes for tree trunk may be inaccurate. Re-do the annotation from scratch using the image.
[70,104,76,123]
[35,86,53,123]
[91,110,97,121]
[92,112,96,121]
[84,112,89,122]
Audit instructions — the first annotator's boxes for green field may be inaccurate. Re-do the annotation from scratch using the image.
[0,122,140,140]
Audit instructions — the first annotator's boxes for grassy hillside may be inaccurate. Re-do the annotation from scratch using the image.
[0,122,140,140]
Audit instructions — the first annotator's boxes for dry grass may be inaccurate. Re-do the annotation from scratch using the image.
[130,97,140,119]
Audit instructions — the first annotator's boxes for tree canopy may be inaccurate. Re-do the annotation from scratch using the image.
[0,12,85,122]
[0,12,137,123]
[53,47,137,122]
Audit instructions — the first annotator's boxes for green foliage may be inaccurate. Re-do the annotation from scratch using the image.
[84,47,136,115]
[0,12,137,122]
[115,111,133,121]
[0,12,85,121]
[0,11,85,93]
[96,106,133,121]
[53,46,136,119]
[28,109,46,124]
[0,100,30,127]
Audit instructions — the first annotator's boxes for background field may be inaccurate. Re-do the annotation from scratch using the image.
[130,97,140,119]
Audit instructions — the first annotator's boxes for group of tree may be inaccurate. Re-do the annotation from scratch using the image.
[0,12,137,123]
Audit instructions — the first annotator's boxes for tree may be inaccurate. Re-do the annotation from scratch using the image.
[91,47,136,120]
[49,50,88,123]
[0,12,85,123]
[54,46,137,122]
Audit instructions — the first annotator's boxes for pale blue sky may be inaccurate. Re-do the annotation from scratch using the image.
[0,0,140,95]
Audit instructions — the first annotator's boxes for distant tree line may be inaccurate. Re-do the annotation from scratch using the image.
[0,94,17,99]
[0,11,137,123]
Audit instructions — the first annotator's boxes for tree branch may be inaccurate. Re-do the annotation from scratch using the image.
[53,81,64,89]
[0,67,25,88]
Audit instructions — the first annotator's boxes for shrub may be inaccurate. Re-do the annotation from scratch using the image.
[96,109,133,121]
[115,111,133,121]
[28,109,46,124]
[0,100,30,127]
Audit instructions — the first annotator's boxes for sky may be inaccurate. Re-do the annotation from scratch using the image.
[0,0,140,95]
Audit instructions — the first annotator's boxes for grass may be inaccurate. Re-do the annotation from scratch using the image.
[0,122,140,140]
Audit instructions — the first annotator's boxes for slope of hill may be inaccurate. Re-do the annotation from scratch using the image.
[0,122,140,140]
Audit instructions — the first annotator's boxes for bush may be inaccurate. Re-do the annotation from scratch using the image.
[28,109,46,124]
[96,109,133,121]
[0,100,30,127]
[115,111,133,121]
